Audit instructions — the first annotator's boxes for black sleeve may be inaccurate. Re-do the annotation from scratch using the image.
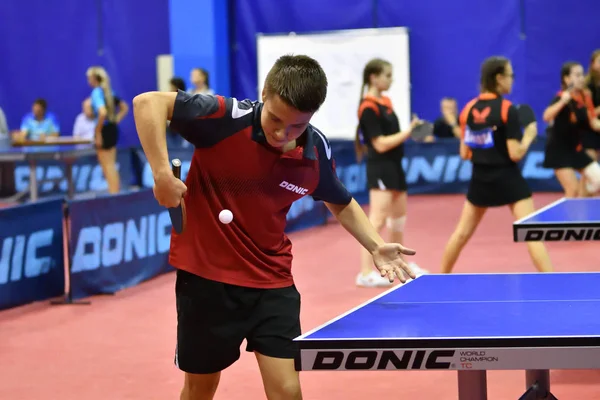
[310,129,353,205]
[548,95,571,123]
[516,104,536,128]
[505,104,522,140]
[169,90,228,147]
[359,107,383,141]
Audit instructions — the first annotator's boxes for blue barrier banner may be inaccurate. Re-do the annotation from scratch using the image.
[330,138,562,200]
[68,189,173,299]
[0,198,65,310]
[11,148,133,197]
[134,148,195,189]
[285,197,327,233]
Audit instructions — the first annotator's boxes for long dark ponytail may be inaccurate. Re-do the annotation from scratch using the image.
[479,56,510,95]
[355,58,390,162]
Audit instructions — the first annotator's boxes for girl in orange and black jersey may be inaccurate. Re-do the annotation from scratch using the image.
[353,58,425,288]
[440,56,553,274]
[542,61,600,197]
[581,50,600,196]
[583,50,600,158]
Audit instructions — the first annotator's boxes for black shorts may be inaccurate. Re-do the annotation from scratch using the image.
[543,145,593,170]
[100,122,119,149]
[467,164,531,207]
[582,131,600,150]
[174,269,301,374]
[366,159,407,191]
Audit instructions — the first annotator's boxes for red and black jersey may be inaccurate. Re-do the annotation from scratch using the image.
[460,93,522,166]
[357,95,403,162]
[167,91,352,289]
[547,89,596,151]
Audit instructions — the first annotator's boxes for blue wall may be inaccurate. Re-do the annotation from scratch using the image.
[230,0,600,129]
[2,0,599,145]
[169,0,231,96]
[0,0,170,146]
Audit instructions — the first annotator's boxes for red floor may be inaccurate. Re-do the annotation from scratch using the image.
[0,193,599,400]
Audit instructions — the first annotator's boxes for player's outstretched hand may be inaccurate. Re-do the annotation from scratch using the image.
[372,243,417,284]
[153,169,187,208]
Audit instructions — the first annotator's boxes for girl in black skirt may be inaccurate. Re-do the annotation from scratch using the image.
[440,56,553,274]
[542,61,600,197]
[86,66,129,194]
[581,50,600,196]
[354,58,426,287]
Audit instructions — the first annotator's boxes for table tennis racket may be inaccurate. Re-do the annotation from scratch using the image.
[168,158,186,234]
[411,121,434,141]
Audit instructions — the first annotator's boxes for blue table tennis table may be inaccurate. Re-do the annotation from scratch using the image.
[0,138,95,201]
[513,197,600,242]
[295,273,600,399]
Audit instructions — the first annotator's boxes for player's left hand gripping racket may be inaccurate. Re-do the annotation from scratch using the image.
[168,158,187,234]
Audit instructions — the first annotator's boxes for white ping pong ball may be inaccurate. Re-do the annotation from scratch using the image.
[219,209,233,224]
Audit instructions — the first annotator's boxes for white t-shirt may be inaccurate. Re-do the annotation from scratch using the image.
[72,113,96,139]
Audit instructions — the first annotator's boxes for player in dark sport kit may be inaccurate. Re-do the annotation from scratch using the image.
[581,50,600,196]
[86,66,129,194]
[440,56,553,274]
[542,61,600,197]
[354,58,426,288]
[86,66,129,193]
[133,55,417,400]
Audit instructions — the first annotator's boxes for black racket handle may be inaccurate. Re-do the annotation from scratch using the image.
[172,159,181,180]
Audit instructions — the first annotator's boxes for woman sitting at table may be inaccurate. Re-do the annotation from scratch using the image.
[13,98,59,141]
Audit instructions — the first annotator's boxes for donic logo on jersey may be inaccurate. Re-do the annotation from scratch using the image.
[464,126,495,149]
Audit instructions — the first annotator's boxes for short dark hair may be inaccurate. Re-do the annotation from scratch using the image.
[170,77,186,92]
[264,54,328,113]
[33,98,47,110]
[480,56,510,94]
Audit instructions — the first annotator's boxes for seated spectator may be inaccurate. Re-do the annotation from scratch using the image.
[15,98,59,141]
[433,97,461,139]
[72,98,96,140]
[188,67,214,95]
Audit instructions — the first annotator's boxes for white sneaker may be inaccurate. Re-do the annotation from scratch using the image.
[356,271,394,288]
[408,262,429,277]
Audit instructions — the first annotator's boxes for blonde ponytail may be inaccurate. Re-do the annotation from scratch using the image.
[87,66,116,122]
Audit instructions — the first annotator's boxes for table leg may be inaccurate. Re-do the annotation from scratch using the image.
[29,160,38,201]
[526,370,550,392]
[64,161,74,199]
[50,202,90,306]
[520,370,557,400]
[458,370,488,400]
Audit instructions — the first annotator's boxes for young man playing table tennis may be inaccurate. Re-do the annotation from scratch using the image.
[133,54,417,400]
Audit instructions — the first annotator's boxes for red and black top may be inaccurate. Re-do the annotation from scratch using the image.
[168,91,352,289]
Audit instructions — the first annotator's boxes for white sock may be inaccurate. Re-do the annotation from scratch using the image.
[584,162,600,193]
